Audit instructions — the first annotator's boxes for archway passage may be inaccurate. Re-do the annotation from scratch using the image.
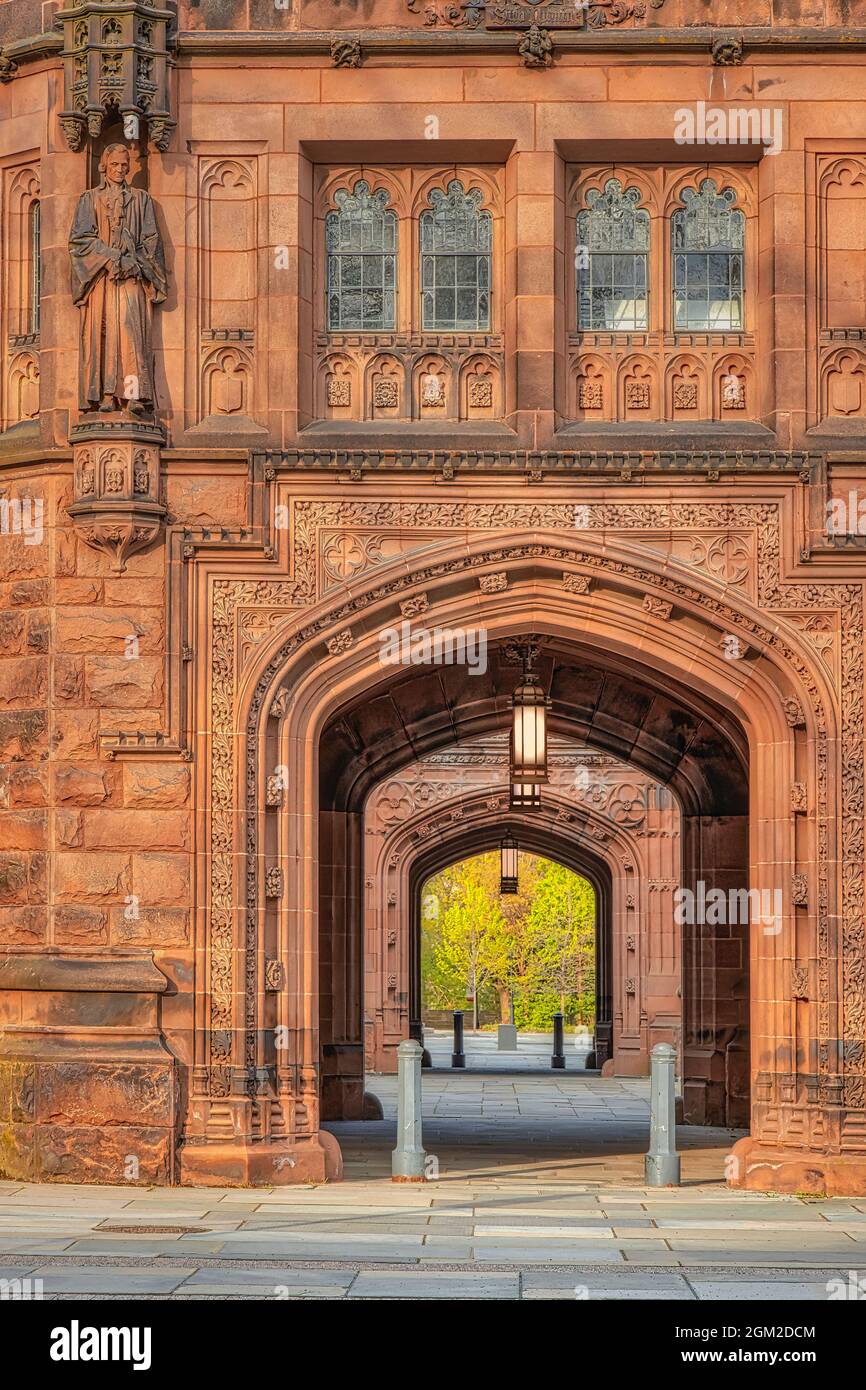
[419,849,598,1069]
[318,635,749,1134]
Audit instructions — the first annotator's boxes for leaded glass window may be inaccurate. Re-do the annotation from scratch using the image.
[672,180,744,332]
[576,178,649,331]
[420,180,491,331]
[30,201,41,336]
[326,180,396,331]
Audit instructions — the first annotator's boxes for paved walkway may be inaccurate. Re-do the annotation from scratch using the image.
[423,1027,594,1071]
[0,1072,863,1299]
[348,1071,725,1184]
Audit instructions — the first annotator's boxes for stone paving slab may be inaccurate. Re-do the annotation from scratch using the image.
[348,1271,520,1298]
[30,1265,198,1295]
[688,1279,837,1300]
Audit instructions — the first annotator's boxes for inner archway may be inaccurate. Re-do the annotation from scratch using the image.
[318,632,750,1132]
[418,847,598,1068]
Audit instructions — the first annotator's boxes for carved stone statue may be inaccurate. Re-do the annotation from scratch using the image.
[69,143,167,416]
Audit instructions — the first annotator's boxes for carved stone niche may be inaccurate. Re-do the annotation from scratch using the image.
[57,1,175,153]
[67,420,166,573]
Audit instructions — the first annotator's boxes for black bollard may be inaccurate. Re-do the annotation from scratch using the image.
[551,1012,565,1070]
[451,1010,466,1069]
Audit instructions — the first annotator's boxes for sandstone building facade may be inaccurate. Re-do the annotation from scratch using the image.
[0,0,865,1194]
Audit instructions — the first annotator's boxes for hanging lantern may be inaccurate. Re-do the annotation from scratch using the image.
[500,834,519,894]
[510,782,541,810]
[510,664,551,784]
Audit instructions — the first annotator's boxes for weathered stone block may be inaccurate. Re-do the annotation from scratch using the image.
[0,853,29,902]
[84,656,163,709]
[54,579,103,605]
[132,852,191,905]
[123,762,190,808]
[112,906,190,946]
[38,1062,174,1128]
[54,656,84,705]
[55,606,164,654]
[0,580,49,609]
[31,1125,171,1185]
[0,906,46,943]
[50,711,99,758]
[55,810,83,847]
[0,657,47,708]
[0,611,26,656]
[86,810,189,851]
[0,1061,36,1122]
[53,905,108,945]
[0,764,48,807]
[0,810,47,850]
[54,851,130,902]
[55,764,113,805]
[0,710,48,761]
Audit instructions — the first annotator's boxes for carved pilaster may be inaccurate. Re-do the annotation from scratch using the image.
[67,420,166,573]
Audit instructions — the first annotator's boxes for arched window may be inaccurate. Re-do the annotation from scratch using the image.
[29,200,41,336]
[326,180,397,331]
[420,180,491,331]
[576,178,649,331]
[672,179,744,332]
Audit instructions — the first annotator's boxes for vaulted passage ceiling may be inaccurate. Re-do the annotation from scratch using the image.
[320,637,749,816]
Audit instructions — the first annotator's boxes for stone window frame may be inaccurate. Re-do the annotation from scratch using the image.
[565,162,759,425]
[568,163,755,339]
[325,178,399,333]
[576,175,651,333]
[1,158,41,432]
[419,179,493,332]
[671,177,746,334]
[312,164,504,425]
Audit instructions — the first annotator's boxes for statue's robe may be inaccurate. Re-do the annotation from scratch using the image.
[69,182,167,411]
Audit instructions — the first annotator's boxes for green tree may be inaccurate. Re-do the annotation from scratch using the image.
[420,851,596,1031]
[526,861,595,1023]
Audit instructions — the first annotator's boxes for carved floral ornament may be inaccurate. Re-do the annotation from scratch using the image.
[197,499,864,1115]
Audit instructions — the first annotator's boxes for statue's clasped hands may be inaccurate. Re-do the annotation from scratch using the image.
[109,251,142,282]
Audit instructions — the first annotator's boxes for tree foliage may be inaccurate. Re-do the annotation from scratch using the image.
[421,851,595,1028]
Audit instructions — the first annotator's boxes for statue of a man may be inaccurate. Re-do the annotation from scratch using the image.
[69,143,167,416]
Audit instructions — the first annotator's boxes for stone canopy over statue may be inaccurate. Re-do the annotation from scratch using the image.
[68,143,167,416]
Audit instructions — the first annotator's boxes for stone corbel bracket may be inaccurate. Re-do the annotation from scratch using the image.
[68,419,167,574]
